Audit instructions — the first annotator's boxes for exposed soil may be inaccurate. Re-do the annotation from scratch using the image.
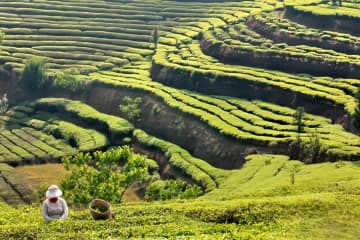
[0,67,46,106]
[284,6,360,36]
[0,66,18,97]
[246,16,360,55]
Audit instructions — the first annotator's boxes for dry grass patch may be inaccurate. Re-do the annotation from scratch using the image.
[15,163,67,192]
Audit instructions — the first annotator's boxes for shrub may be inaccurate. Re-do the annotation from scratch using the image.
[303,130,324,163]
[19,57,50,90]
[119,96,142,121]
[61,146,151,204]
[289,139,305,160]
[55,68,85,92]
[145,179,203,201]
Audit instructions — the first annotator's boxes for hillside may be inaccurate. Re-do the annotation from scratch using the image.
[1,158,359,239]
[0,0,359,239]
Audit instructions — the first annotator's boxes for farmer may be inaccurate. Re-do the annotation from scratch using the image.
[42,185,68,221]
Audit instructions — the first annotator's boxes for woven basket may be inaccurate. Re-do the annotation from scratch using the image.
[89,199,112,220]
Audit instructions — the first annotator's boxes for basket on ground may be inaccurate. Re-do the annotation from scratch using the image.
[89,199,112,220]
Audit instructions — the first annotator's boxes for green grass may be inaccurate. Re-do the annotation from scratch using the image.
[0,154,359,239]
[203,154,360,200]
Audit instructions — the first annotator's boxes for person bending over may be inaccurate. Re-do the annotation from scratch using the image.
[42,185,68,221]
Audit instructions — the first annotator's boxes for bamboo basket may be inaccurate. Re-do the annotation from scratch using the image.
[89,199,112,220]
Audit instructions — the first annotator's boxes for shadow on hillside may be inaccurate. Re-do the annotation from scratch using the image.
[352,161,360,167]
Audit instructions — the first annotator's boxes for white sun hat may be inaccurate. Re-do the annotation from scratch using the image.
[46,185,62,198]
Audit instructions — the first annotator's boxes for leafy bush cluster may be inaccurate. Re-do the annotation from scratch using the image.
[290,107,324,163]
[61,146,153,204]
[19,57,50,90]
[145,179,203,201]
[119,96,142,121]
[55,68,86,92]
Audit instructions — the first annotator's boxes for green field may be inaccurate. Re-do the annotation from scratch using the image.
[0,0,359,239]
[0,155,359,239]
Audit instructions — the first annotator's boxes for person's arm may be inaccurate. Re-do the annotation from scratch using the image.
[59,198,68,220]
[42,201,52,221]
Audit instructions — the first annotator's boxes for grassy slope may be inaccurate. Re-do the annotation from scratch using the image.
[0,155,359,239]
[200,155,360,239]
[2,194,359,239]
[203,155,360,200]
[14,163,67,193]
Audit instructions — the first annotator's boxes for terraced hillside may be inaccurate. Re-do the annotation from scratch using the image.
[285,0,360,35]
[0,156,359,239]
[200,18,360,77]
[0,97,231,201]
[0,0,359,238]
[0,0,267,73]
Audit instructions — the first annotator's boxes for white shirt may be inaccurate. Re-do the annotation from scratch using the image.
[42,197,68,221]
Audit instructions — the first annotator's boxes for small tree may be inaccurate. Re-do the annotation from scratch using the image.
[20,57,49,90]
[119,96,142,121]
[303,129,323,163]
[145,179,203,201]
[0,93,9,115]
[152,26,159,49]
[61,146,151,205]
[294,106,305,140]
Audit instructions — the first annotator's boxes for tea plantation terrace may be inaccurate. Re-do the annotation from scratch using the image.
[0,0,277,73]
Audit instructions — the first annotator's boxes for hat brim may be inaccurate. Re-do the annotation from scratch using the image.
[46,188,62,198]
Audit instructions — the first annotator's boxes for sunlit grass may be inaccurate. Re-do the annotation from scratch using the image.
[15,163,67,193]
